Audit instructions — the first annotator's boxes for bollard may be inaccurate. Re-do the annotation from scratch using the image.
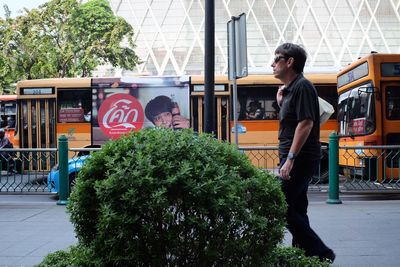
[326,132,342,204]
[57,135,69,205]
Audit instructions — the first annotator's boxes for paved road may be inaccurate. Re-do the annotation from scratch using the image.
[1,193,400,266]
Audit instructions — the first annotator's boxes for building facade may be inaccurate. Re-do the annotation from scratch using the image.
[107,0,400,76]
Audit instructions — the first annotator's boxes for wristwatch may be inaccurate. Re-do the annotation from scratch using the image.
[287,152,297,160]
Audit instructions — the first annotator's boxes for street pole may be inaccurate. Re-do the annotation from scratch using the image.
[327,132,342,204]
[57,135,69,205]
[204,0,215,134]
[228,13,247,145]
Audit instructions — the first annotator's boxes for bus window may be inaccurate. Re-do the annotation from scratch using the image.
[57,89,92,123]
[237,85,279,121]
[338,83,375,136]
[386,86,400,120]
[0,102,16,129]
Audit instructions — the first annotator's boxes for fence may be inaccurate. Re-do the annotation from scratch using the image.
[1,134,400,201]
[238,145,329,192]
[339,144,400,191]
[0,148,57,193]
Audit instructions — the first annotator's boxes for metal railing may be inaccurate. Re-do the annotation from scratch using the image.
[239,145,330,192]
[0,140,99,195]
[339,144,400,191]
[2,134,400,201]
[240,133,400,196]
[0,148,57,193]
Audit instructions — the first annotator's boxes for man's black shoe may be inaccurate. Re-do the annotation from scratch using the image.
[319,249,336,263]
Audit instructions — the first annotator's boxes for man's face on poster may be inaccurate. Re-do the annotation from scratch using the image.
[153,111,173,128]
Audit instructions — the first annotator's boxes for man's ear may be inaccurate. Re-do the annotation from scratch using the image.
[286,57,295,68]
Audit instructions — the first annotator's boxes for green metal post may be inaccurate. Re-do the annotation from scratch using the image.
[57,135,69,205]
[326,132,342,204]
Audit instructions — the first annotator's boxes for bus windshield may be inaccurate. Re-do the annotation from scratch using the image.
[338,83,375,136]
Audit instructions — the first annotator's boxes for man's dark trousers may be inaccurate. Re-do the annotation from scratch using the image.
[280,157,331,257]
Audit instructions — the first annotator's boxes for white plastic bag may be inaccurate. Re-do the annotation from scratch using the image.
[318,97,334,125]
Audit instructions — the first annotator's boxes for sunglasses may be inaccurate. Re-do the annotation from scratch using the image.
[273,55,287,64]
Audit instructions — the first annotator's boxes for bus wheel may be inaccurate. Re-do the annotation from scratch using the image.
[69,172,77,192]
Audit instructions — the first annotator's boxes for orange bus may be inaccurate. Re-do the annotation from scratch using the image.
[337,53,400,181]
[16,77,191,170]
[190,71,338,181]
[16,73,337,174]
[0,95,17,146]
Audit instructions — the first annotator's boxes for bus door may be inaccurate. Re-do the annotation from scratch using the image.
[19,98,56,171]
[190,93,230,141]
[383,83,400,179]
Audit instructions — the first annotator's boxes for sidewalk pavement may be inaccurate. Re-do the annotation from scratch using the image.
[1,193,400,267]
[0,195,76,267]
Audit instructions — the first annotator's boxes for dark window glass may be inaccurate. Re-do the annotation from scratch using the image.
[386,86,400,120]
[0,101,16,129]
[57,89,92,123]
[236,85,279,121]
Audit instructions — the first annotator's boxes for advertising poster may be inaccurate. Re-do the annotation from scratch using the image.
[91,76,190,145]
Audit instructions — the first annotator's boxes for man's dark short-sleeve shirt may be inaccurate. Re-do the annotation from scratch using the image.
[278,74,321,160]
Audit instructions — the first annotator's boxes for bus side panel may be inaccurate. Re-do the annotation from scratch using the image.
[56,123,92,148]
[320,120,338,143]
[236,119,337,145]
[338,137,383,180]
[232,120,279,170]
[233,120,279,144]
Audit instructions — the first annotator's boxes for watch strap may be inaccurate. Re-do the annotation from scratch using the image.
[287,152,297,160]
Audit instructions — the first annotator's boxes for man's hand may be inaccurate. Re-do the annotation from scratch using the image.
[276,86,285,107]
[279,159,294,180]
[172,115,190,129]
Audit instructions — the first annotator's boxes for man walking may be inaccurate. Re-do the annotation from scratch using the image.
[272,43,335,263]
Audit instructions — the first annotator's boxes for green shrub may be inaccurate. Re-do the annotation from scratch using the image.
[67,128,287,265]
[35,244,98,267]
[37,245,332,267]
[35,249,71,267]
[269,246,332,267]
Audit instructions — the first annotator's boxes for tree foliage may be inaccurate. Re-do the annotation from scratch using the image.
[0,0,140,93]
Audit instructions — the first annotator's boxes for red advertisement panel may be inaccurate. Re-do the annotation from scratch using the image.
[98,94,144,139]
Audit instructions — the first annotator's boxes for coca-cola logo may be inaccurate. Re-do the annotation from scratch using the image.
[98,93,144,139]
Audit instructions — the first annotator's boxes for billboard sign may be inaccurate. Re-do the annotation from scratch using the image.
[91,76,190,145]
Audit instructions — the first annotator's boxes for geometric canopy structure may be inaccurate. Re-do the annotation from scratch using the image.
[108,0,400,76]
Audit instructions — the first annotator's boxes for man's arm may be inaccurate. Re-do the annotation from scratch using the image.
[279,119,313,180]
[289,119,313,155]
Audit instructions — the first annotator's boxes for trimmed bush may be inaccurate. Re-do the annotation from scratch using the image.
[67,128,287,265]
[269,246,332,267]
[36,245,332,267]
[35,244,97,267]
